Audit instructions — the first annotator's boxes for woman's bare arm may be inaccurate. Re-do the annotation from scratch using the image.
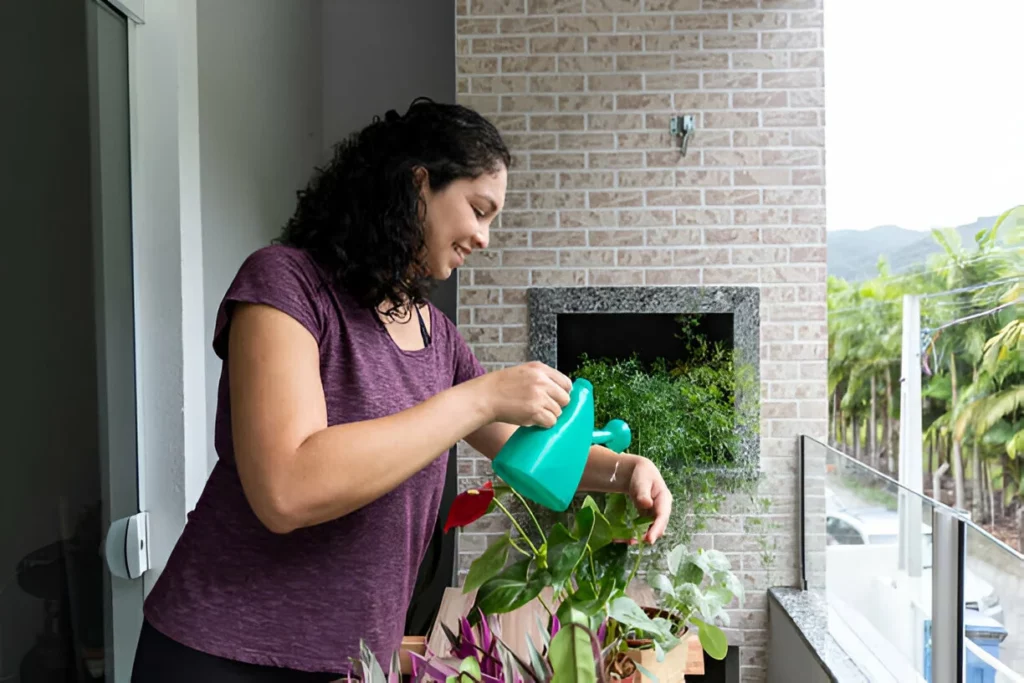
[465,422,643,493]
[228,303,570,533]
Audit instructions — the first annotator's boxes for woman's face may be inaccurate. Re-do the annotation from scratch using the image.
[418,166,507,280]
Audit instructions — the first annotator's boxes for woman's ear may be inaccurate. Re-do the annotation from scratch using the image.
[412,166,429,193]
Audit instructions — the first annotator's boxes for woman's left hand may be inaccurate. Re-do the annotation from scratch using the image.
[627,457,673,544]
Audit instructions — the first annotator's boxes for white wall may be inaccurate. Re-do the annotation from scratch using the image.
[197,0,324,469]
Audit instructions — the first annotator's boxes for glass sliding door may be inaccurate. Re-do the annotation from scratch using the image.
[0,1,143,680]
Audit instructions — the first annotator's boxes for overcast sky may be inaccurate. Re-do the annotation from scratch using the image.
[824,1,1024,232]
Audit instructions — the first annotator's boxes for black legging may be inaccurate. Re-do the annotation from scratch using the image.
[131,620,343,682]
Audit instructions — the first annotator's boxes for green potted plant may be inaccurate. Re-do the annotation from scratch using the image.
[647,544,743,662]
[443,482,679,681]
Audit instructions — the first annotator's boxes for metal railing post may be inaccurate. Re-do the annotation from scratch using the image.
[932,506,965,683]
[799,435,807,590]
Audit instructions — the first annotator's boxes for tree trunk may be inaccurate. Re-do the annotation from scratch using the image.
[1002,453,1009,519]
[853,414,861,462]
[885,367,896,474]
[950,353,966,510]
[837,409,845,451]
[830,392,839,447]
[869,374,878,471]
[970,367,984,522]
[972,439,984,523]
[1018,507,1024,557]
[983,458,991,528]
[927,431,935,482]
[937,433,948,502]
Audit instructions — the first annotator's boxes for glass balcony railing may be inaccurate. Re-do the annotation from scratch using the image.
[800,435,1024,683]
[964,523,1023,680]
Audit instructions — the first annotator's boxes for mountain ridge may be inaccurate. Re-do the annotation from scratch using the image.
[827,216,1003,282]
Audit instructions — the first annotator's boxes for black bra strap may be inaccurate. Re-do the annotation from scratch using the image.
[415,306,431,347]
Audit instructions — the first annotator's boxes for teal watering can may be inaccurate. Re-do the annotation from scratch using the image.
[492,378,631,512]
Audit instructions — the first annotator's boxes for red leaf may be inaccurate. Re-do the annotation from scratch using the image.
[443,481,495,532]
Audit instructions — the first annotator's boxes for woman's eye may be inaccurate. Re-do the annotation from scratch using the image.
[473,206,486,218]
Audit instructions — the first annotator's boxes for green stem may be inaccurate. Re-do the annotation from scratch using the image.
[508,537,531,557]
[537,593,554,618]
[626,540,646,588]
[492,498,542,556]
[509,489,547,544]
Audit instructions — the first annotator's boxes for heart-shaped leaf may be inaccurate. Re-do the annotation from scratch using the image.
[476,558,548,616]
[680,560,704,586]
[703,549,731,573]
[723,572,745,601]
[603,493,628,526]
[692,617,728,660]
[704,586,735,617]
[591,541,629,588]
[575,501,613,551]
[465,534,512,593]
[547,523,589,590]
[667,545,686,576]
[650,573,676,598]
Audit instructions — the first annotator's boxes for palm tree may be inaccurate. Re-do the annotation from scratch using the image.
[828,205,1023,523]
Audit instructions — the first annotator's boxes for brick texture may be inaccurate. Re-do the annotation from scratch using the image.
[455,2,826,679]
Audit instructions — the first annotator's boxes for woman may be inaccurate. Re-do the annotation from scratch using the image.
[131,99,672,681]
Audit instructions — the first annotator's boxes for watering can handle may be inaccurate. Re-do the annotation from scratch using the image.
[591,419,632,454]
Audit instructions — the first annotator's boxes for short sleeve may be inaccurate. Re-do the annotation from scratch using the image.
[212,245,326,360]
[448,317,487,386]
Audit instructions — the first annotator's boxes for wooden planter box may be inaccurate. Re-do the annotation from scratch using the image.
[626,632,701,683]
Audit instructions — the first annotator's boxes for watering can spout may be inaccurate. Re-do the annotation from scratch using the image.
[491,378,632,512]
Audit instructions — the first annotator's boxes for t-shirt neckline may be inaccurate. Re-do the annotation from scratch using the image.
[371,303,435,358]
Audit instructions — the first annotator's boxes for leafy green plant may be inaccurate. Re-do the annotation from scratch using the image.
[562,315,759,569]
[444,483,680,678]
[648,544,744,661]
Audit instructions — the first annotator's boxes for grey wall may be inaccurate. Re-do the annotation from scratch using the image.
[767,600,832,683]
[0,0,100,673]
[197,0,325,468]
[321,0,459,319]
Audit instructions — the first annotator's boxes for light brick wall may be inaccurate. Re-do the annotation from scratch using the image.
[453,1,827,680]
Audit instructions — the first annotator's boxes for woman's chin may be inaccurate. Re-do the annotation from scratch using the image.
[427,264,454,280]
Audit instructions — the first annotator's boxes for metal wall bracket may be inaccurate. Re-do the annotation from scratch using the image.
[670,114,695,157]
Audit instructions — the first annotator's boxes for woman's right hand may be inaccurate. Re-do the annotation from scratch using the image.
[475,361,573,428]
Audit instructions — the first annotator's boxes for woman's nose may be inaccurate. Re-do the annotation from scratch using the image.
[472,228,489,251]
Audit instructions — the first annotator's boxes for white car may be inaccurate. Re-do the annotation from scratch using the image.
[825,507,1003,619]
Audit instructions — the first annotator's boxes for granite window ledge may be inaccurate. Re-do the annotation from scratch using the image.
[767,587,871,683]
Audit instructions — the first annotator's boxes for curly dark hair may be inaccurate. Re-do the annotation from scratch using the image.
[276,97,511,316]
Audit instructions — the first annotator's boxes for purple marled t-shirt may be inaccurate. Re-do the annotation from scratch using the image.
[142,245,486,673]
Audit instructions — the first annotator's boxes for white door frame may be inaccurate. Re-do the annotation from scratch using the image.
[100,0,208,678]
[107,0,144,24]
[124,0,209,593]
